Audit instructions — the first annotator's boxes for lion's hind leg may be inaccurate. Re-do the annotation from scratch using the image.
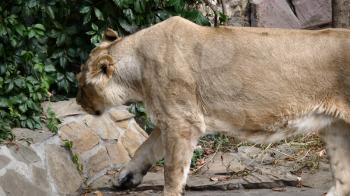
[322,120,350,196]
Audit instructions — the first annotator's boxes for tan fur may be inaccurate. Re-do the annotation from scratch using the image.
[77,16,350,196]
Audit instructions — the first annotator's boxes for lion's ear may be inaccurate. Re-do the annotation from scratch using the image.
[98,55,115,78]
[99,28,119,48]
[103,28,119,42]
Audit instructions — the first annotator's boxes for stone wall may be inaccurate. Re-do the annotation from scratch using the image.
[0,99,148,196]
[200,0,332,29]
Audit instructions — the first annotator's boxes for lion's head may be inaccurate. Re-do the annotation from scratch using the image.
[76,28,140,115]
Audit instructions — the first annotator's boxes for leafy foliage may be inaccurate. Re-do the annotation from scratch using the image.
[62,139,83,173]
[191,148,204,167]
[46,107,60,134]
[129,102,155,133]
[0,0,210,141]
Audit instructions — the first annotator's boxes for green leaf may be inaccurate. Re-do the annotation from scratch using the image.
[28,29,36,39]
[219,12,228,24]
[0,99,8,108]
[34,63,44,73]
[80,6,91,14]
[6,82,14,93]
[156,10,171,20]
[56,73,65,81]
[83,13,91,24]
[112,0,122,7]
[44,64,56,72]
[91,23,98,31]
[123,9,135,22]
[33,24,45,31]
[94,7,104,21]
[46,6,55,19]
[19,104,27,113]
[134,0,145,13]
[63,139,73,149]
[56,34,66,46]
[90,34,101,45]
[59,56,67,68]
[86,31,95,35]
[14,24,26,36]
[118,18,137,33]
[66,72,75,83]
[10,37,17,47]
[14,78,25,88]
[0,24,6,36]
[26,119,34,129]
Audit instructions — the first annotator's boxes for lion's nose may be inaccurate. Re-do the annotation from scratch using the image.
[95,110,102,115]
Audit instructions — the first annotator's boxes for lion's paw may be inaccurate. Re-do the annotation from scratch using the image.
[115,168,144,189]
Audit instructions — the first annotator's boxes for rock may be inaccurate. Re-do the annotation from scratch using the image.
[12,128,53,144]
[84,115,121,140]
[105,141,130,166]
[6,100,150,193]
[87,147,110,178]
[32,166,50,190]
[227,158,246,173]
[109,107,134,122]
[251,0,301,28]
[89,175,114,189]
[0,170,48,196]
[115,120,130,130]
[0,155,11,169]
[59,121,99,154]
[8,143,40,164]
[120,128,147,156]
[300,162,332,189]
[46,144,82,195]
[42,99,85,120]
[292,0,331,28]
[242,167,300,188]
[129,119,149,138]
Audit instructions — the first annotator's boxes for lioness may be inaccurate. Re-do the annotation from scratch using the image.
[76,16,350,196]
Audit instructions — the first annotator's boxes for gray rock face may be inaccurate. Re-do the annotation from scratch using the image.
[8,144,40,164]
[292,0,332,28]
[0,155,10,169]
[251,0,301,28]
[12,128,53,145]
[32,166,50,190]
[0,170,48,196]
[46,144,82,195]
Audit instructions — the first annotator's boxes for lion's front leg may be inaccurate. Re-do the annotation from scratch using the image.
[322,120,350,196]
[117,127,164,188]
[162,122,203,196]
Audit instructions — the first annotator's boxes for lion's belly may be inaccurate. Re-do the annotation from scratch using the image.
[204,112,333,143]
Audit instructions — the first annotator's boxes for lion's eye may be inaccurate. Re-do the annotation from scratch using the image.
[101,63,108,75]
